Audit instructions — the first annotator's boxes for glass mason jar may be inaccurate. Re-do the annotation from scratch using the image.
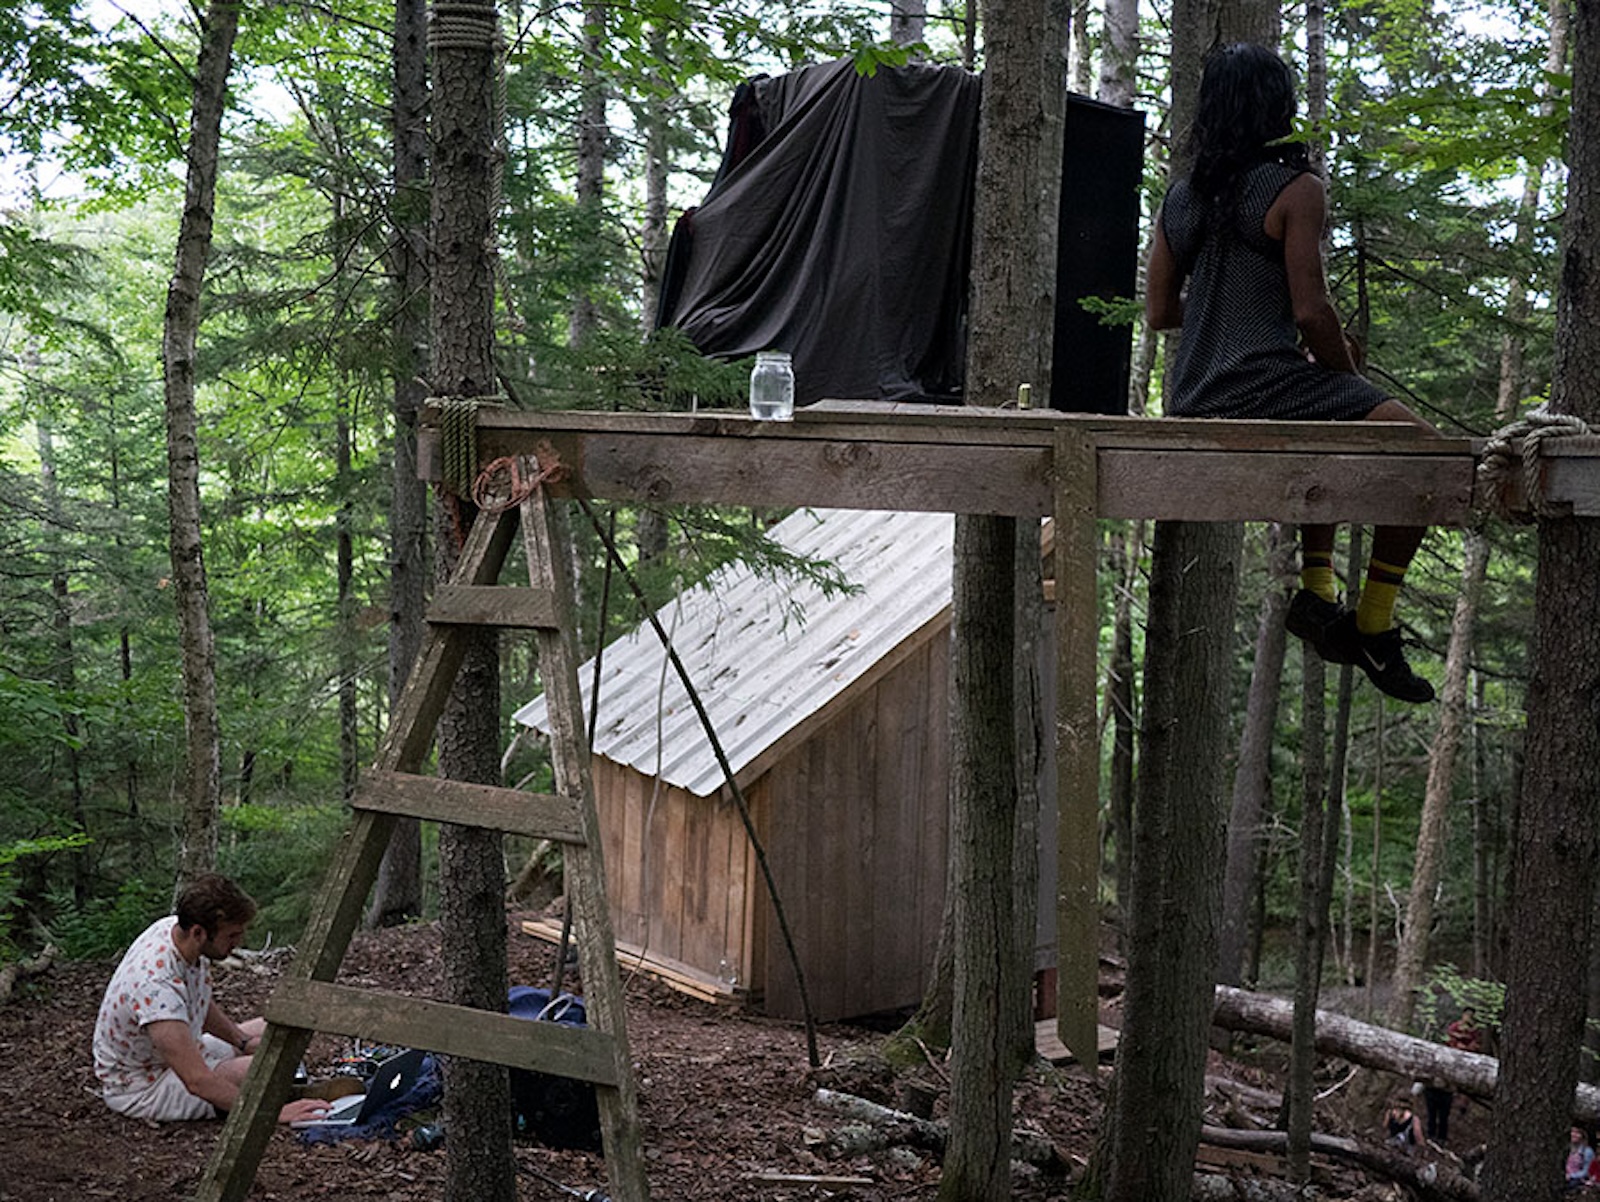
[748,350,795,421]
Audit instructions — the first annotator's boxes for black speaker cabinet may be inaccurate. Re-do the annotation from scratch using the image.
[1052,94,1145,415]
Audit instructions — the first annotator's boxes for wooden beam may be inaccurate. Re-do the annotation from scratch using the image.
[265,978,621,1086]
[1096,448,1474,525]
[1053,430,1100,1067]
[353,770,587,844]
[419,407,1483,526]
[428,583,559,629]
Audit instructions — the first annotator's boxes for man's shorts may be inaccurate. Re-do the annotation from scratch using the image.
[102,1034,235,1122]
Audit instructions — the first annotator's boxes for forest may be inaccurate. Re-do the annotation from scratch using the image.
[0,0,1594,1197]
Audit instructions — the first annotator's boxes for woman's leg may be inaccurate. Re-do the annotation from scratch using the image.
[1300,522,1338,601]
[1357,399,1434,634]
[1306,397,1437,702]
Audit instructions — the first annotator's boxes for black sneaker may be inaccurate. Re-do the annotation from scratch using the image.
[1285,589,1351,663]
[1322,612,1436,704]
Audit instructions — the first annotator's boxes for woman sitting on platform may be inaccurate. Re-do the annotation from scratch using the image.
[1145,42,1437,704]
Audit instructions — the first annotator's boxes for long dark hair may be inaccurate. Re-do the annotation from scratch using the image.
[1187,44,1305,214]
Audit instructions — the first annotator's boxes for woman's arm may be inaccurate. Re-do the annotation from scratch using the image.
[1145,219,1185,330]
[1268,172,1359,372]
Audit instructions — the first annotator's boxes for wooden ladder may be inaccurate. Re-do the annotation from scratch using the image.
[194,479,650,1202]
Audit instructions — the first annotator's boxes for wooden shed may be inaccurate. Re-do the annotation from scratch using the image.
[516,507,1027,1022]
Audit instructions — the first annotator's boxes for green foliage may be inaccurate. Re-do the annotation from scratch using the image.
[0,831,91,958]
[43,875,165,961]
[1416,964,1504,1038]
[217,802,347,942]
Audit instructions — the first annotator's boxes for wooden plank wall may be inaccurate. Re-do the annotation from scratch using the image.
[591,760,750,989]
[759,635,951,1022]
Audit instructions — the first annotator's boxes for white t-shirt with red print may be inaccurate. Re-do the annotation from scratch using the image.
[93,916,212,1098]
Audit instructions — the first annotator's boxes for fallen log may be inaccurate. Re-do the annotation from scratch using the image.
[1200,1125,1478,1202]
[811,1088,1065,1172]
[0,944,57,1005]
[1213,984,1600,1126]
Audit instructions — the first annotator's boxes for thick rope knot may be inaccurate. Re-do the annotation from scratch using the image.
[1476,409,1594,523]
[429,2,501,52]
[472,452,565,514]
[434,395,506,498]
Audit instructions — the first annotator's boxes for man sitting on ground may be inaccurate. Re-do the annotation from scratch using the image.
[93,872,327,1124]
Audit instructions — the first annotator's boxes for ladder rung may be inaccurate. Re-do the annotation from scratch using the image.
[427,583,559,629]
[353,771,586,844]
[265,978,620,1086]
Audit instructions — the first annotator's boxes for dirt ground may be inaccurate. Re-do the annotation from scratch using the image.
[0,913,1479,1201]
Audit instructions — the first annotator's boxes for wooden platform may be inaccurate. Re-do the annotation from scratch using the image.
[1035,1018,1120,1065]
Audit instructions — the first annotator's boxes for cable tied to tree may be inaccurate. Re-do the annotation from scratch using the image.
[1477,409,1595,523]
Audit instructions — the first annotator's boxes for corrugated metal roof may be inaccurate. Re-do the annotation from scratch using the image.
[513,507,955,798]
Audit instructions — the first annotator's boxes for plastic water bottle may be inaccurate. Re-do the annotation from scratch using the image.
[749,350,795,421]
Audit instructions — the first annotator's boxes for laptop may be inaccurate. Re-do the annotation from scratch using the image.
[290,1048,426,1130]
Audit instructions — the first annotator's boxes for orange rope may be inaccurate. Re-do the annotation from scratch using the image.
[471,450,566,514]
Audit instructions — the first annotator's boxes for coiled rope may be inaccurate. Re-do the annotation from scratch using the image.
[1477,409,1595,523]
[472,451,566,514]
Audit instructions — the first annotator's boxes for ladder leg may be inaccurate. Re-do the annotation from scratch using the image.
[521,489,650,1202]
[197,508,522,1201]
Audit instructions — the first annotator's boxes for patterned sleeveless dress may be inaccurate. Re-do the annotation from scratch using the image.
[1158,160,1387,420]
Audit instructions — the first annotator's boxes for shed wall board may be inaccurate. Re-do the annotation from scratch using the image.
[760,636,951,1021]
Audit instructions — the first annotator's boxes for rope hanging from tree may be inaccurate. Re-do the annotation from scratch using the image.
[1477,408,1596,523]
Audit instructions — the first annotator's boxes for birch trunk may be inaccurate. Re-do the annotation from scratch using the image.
[1388,529,1488,1032]
[164,0,239,892]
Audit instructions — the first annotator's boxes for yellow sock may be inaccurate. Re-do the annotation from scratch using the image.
[1301,552,1337,603]
[1356,558,1407,634]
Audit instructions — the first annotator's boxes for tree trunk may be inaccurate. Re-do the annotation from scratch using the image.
[1068,0,1093,93]
[431,2,515,1199]
[1106,522,1140,949]
[1286,646,1326,1182]
[638,26,670,334]
[336,390,359,801]
[568,0,606,348]
[1476,0,1595,1183]
[37,414,88,902]
[940,514,1020,1202]
[1388,530,1488,1032]
[1093,0,1143,954]
[164,0,239,894]
[1090,3,1271,1194]
[1096,0,1140,108]
[369,0,430,928]
[890,0,926,47]
[1094,520,1240,1202]
[938,0,1065,1191]
[1218,524,1294,986]
[1365,698,1385,1019]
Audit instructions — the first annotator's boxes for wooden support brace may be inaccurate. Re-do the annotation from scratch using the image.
[266,978,620,1085]
[1053,430,1100,1066]
[353,770,587,844]
[428,582,559,629]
